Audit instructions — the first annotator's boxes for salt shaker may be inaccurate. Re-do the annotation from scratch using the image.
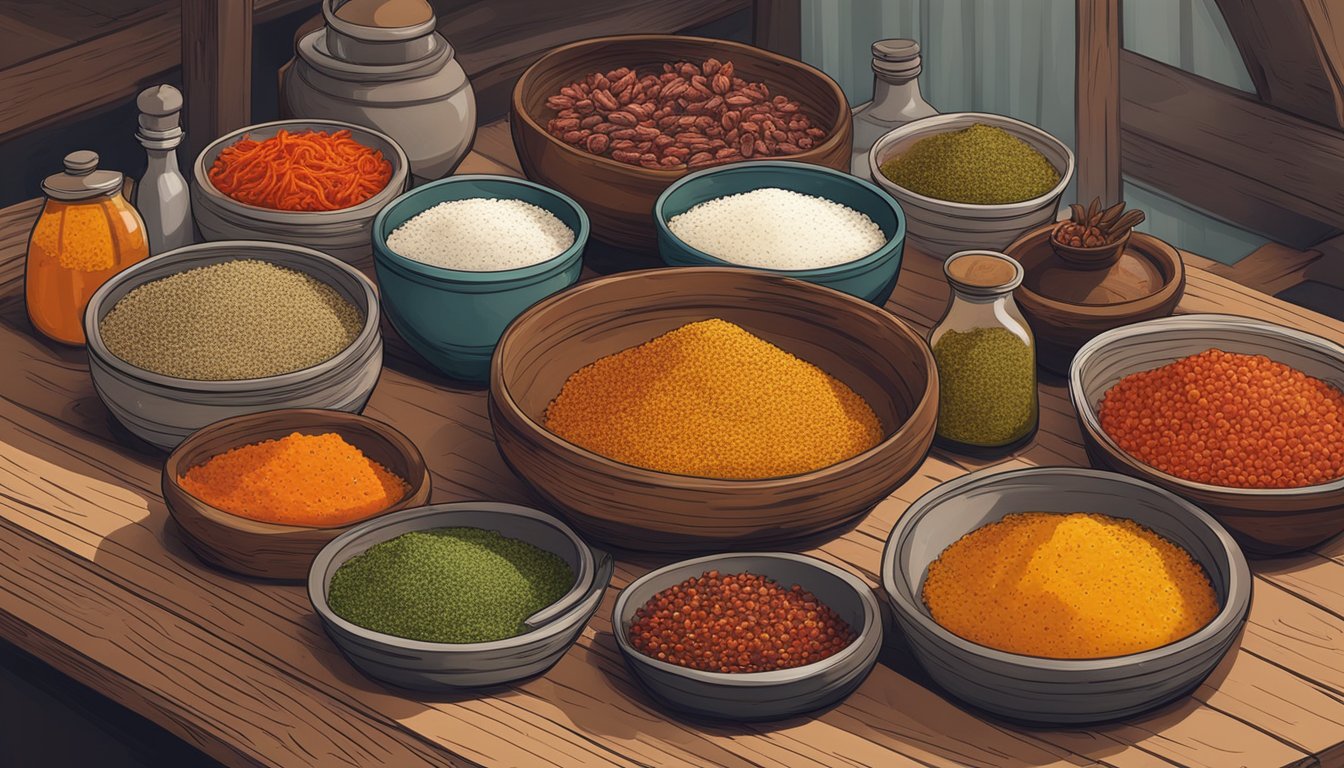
[850,39,939,176]
[134,84,194,254]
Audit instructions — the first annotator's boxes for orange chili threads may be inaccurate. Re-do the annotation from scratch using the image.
[1099,348,1344,489]
[628,570,856,673]
[207,129,392,211]
[178,432,409,527]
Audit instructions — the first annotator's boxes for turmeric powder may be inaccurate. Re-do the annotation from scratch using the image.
[543,318,883,479]
[179,432,409,527]
[922,512,1218,658]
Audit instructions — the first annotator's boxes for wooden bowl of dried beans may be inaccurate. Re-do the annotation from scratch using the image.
[510,34,853,251]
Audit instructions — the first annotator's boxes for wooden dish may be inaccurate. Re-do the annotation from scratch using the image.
[510,34,853,252]
[882,466,1250,726]
[488,267,938,552]
[1048,226,1131,267]
[1070,314,1344,555]
[163,409,432,581]
[1006,225,1184,374]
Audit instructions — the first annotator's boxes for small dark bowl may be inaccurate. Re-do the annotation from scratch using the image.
[613,552,882,720]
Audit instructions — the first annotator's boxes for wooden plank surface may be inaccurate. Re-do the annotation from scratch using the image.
[1075,0,1122,206]
[2,121,1344,767]
[1119,50,1344,248]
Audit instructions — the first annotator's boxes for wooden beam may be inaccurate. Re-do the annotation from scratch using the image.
[0,6,180,144]
[1211,0,1344,129]
[0,1,317,146]
[1075,0,1122,206]
[752,0,802,60]
[182,0,253,164]
[1119,50,1344,247]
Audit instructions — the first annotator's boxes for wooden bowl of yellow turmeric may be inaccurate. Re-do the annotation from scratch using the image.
[163,408,432,581]
[489,267,938,552]
[880,466,1251,726]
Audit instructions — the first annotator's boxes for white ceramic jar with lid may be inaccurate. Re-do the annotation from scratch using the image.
[282,0,476,185]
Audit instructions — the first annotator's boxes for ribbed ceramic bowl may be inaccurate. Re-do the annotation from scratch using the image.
[163,409,431,581]
[84,241,383,452]
[867,112,1074,260]
[882,466,1251,726]
[192,119,409,265]
[309,502,614,690]
[372,174,588,383]
[654,160,907,305]
[613,552,882,720]
[489,267,938,552]
[1071,313,1344,555]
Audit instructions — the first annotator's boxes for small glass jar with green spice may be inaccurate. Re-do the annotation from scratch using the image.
[930,251,1038,455]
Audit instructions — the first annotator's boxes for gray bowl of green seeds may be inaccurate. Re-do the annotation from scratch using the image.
[309,501,614,691]
[84,240,382,451]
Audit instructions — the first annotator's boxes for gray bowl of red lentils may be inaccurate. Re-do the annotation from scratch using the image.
[612,552,882,720]
[1070,313,1344,555]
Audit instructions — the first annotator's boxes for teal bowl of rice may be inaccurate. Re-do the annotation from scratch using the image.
[654,161,906,305]
[372,175,589,382]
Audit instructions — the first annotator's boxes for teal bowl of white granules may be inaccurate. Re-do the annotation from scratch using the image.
[309,501,613,691]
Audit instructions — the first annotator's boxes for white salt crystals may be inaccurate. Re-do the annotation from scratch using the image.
[666,188,887,269]
[387,198,576,271]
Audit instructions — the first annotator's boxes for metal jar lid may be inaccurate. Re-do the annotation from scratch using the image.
[872,38,922,80]
[41,151,123,201]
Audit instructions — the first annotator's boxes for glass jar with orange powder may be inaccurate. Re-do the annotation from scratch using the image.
[26,150,150,345]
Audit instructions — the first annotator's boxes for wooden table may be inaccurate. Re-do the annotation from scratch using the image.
[4,122,1344,768]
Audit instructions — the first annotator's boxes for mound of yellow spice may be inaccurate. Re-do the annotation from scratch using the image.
[543,319,883,479]
[179,432,409,527]
[922,512,1219,659]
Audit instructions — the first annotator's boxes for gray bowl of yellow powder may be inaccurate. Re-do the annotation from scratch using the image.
[880,466,1250,726]
[84,240,382,451]
[308,501,613,691]
[867,112,1074,259]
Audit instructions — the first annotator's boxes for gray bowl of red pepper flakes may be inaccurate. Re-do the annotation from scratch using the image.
[612,552,882,720]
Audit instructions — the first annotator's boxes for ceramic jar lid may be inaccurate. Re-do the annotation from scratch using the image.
[42,151,123,201]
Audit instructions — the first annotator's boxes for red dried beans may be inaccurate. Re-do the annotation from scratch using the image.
[627,570,856,673]
[543,58,828,171]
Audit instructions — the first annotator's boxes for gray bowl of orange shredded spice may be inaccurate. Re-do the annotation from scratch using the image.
[309,501,613,690]
[612,552,882,720]
[881,466,1251,727]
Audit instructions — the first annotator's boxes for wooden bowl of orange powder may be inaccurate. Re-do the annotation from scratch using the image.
[163,408,431,581]
[489,267,938,552]
[1070,313,1344,555]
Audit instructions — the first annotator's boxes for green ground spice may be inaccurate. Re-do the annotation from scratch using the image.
[880,123,1060,205]
[933,327,1037,446]
[327,527,575,644]
[99,259,363,381]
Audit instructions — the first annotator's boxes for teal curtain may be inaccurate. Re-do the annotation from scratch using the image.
[800,0,1265,264]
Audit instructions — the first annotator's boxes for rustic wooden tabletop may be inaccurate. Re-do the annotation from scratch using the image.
[0,120,1342,768]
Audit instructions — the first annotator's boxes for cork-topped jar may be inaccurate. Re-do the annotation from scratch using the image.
[26,151,149,345]
[929,250,1038,455]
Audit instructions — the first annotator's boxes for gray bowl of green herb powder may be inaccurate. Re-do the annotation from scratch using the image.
[309,501,613,691]
[868,112,1074,259]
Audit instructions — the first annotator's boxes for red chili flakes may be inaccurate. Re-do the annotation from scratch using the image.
[627,569,857,673]
[1098,348,1344,489]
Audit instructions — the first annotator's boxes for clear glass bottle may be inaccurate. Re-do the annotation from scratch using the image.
[26,151,149,346]
[849,39,939,176]
[929,250,1038,455]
